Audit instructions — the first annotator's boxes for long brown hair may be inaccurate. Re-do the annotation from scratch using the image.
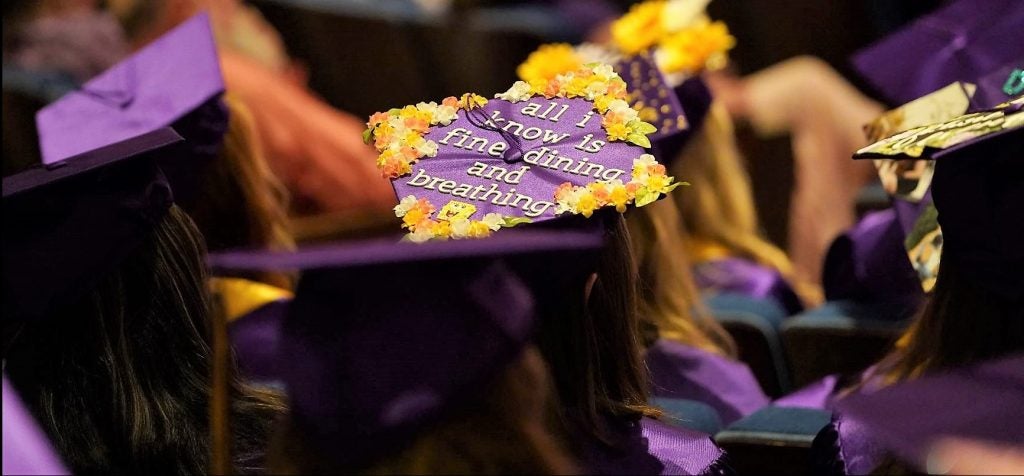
[4,206,284,475]
[627,198,737,356]
[266,347,578,474]
[184,95,295,289]
[672,104,818,305]
[533,213,659,448]
[873,253,1024,385]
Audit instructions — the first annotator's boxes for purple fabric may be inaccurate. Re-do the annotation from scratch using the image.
[581,417,729,475]
[2,128,180,322]
[970,62,1024,111]
[209,229,604,468]
[616,52,687,141]
[836,354,1024,471]
[394,97,645,223]
[228,299,290,382]
[34,13,226,202]
[822,208,925,307]
[851,0,1024,106]
[774,375,841,410]
[693,257,804,315]
[824,412,886,475]
[645,339,769,425]
[653,77,713,167]
[3,377,70,475]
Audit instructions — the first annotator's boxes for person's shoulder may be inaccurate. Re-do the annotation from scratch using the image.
[640,417,732,475]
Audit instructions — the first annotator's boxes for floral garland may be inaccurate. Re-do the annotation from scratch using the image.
[393,196,532,243]
[610,0,734,76]
[555,154,685,217]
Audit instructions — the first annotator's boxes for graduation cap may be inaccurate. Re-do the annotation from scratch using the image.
[365,65,685,241]
[851,0,1024,106]
[855,99,1024,297]
[34,13,227,203]
[2,128,182,322]
[208,228,603,468]
[835,354,1024,472]
[2,376,70,475]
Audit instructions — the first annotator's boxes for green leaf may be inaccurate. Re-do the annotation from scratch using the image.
[630,120,657,134]
[627,133,651,148]
[362,128,374,145]
[502,217,533,227]
[663,182,685,193]
[635,189,658,207]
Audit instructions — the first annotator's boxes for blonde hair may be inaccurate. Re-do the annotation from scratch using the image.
[671,103,818,305]
[627,198,737,357]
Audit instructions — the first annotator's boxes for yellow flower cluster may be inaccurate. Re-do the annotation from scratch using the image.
[554,154,685,217]
[516,43,584,85]
[610,0,735,75]
[364,94,489,179]
[498,63,658,147]
[393,196,530,242]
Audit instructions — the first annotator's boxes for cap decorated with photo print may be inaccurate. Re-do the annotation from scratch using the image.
[35,12,226,203]
[851,0,1024,107]
[364,64,686,242]
[3,376,70,475]
[856,98,1024,297]
[835,354,1024,473]
[3,128,182,322]
[208,229,603,468]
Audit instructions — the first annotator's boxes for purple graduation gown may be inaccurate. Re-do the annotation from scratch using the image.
[646,339,770,425]
[580,416,733,475]
[3,377,70,475]
[228,299,290,381]
[693,258,804,315]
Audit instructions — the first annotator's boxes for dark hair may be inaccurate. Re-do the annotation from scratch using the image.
[4,206,284,475]
[534,213,658,449]
[874,251,1024,384]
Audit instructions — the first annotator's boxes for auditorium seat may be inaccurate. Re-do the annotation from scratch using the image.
[712,307,791,397]
[715,406,832,474]
[651,397,724,435]
[781,308,907,388]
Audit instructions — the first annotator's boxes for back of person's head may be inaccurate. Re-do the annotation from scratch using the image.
[183,94,294,288]
[626,197,736,356]
[671,104,799,288]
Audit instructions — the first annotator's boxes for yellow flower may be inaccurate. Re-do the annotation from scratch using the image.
[612,1,666,55]
[657,20,734,74]
[593,94,615,113]
[460,93,488,109]
[467,221,493,238]
[608,182,632,212]
[576,192,600,218]
[517,43,584,84]
[605,122,630,141]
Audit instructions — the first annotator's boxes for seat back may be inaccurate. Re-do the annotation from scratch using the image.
[782,312,906,388]
[716,310,791,397]
[651,397,723,435]
[715,406,832,474]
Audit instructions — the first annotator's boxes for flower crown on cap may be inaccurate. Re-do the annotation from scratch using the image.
[364,63,685,242]
[609,0,734,76]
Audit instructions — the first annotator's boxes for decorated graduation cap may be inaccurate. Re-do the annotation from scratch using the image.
[855,97,1024,297]
[34,13,226,203]
[835,354,1024,472]
[208,229,603,468]
[2,128,182,322]
[851,0,1024,106]
[3,376,70,475]
[364,64,686,241]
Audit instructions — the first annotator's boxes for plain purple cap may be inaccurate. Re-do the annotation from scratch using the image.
[2,128,182,322]
[34,12,227,203]
[836,354,1024,471]
[3,376,71,475]
[851,0,1024,106]
[209,228,604,468]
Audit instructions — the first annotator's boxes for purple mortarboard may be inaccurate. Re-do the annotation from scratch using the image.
[615,52,688,141]
[851,0,1024,106]
[209,228,603,468]
[653,76,713,166]
[35,13,226,203]
[2,128,182,322]
[3,376,70,475]
[856,99,1024,297]
[835,354,1024,472]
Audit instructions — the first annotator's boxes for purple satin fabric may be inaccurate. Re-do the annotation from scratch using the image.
[822,209,924,308]
[693,257,803,315]
[646,339,770,425]
[814,412,886,476]
[2,377,70,475]
[581,417,730,475]
[228,298,290,381]
[774,375,841,410]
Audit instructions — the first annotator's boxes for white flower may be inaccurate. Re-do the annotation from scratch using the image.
[481,213,504,231]
[418,140,439,157]
[662,0,711,32]
[393,195,420,217]
[585,81,609,100]
[415,101,439,116]
[434,106,458,125]
[495,81,534,103]
[450,218,472,238]
[608,99,639,121]
[592,63,616,80]
[408,227,435,243]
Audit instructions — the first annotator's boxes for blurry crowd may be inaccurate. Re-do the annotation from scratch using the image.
[2,0,1022,475]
